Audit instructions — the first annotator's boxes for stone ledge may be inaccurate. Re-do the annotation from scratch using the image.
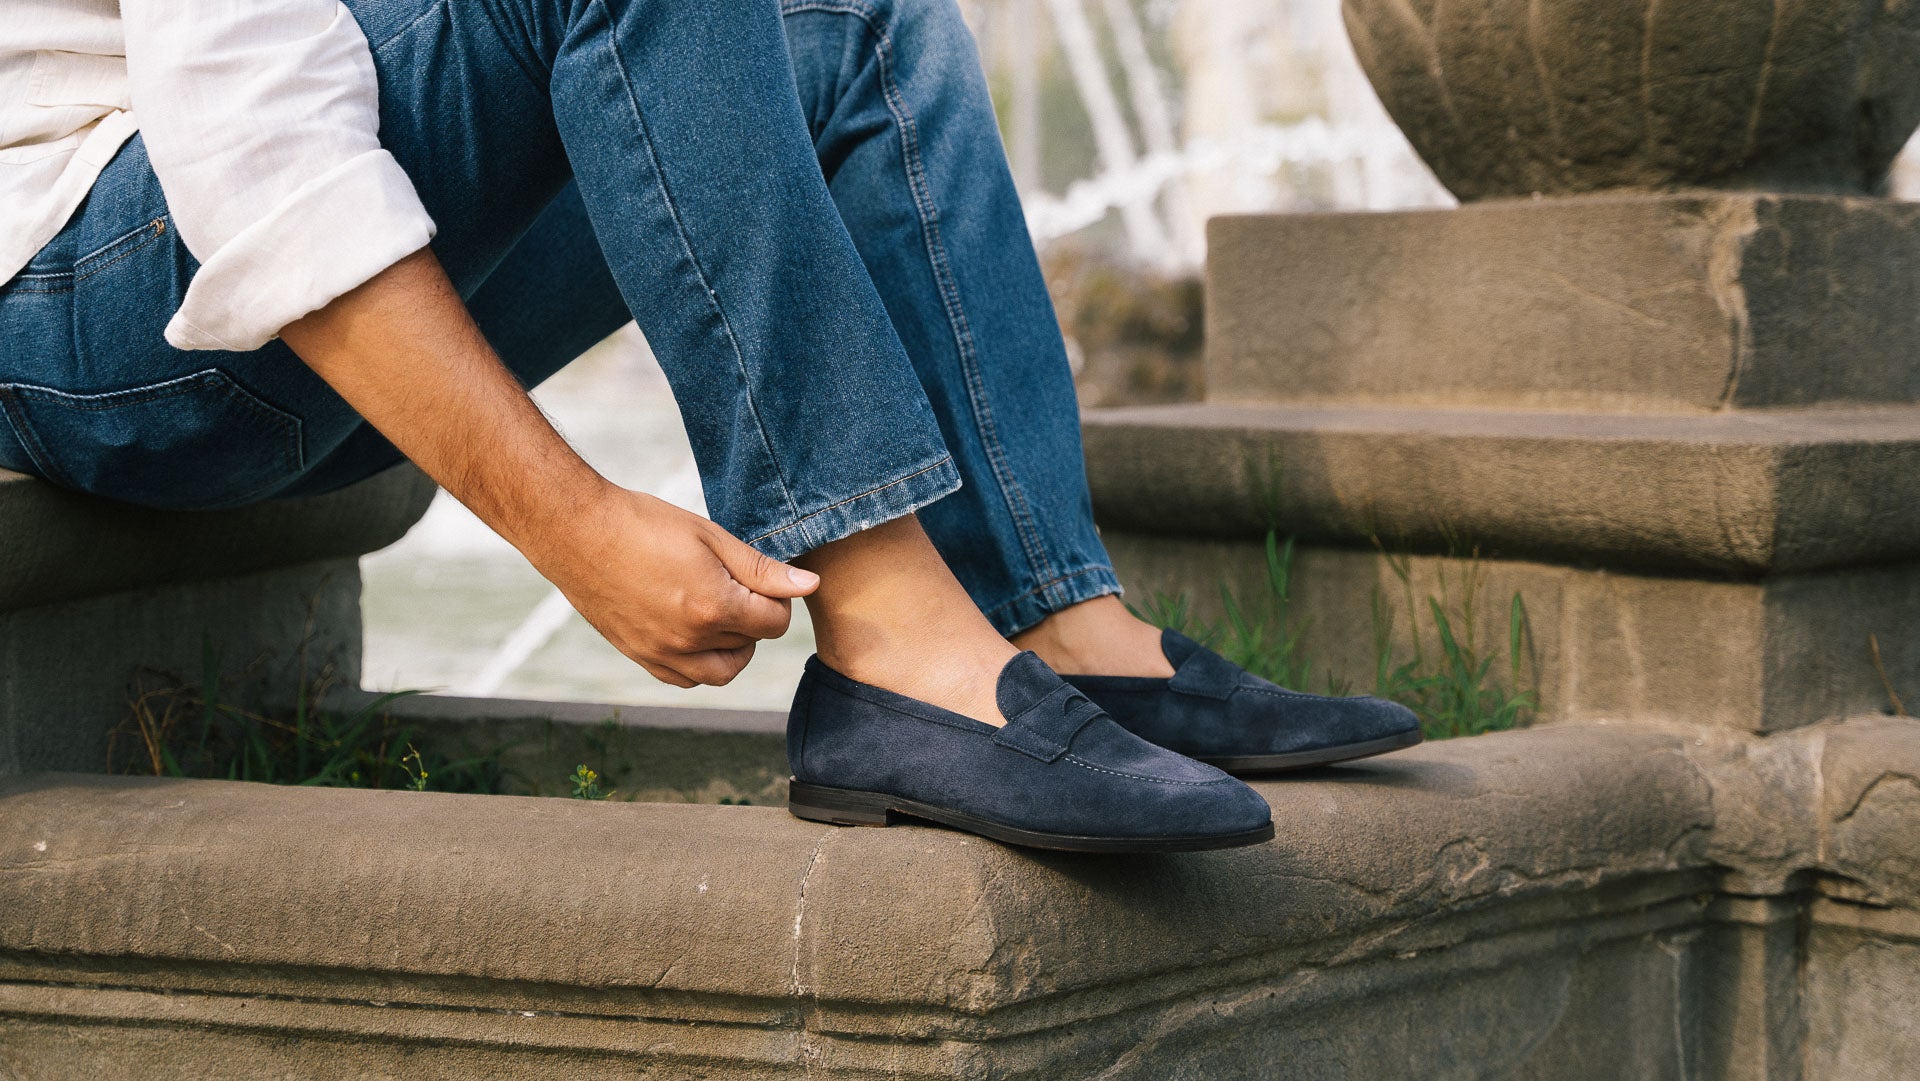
[0,724,1714,1012]
[6,718,1916,1076]
[0,464,436,613]
[1207,195,1920,411]
[1083,401,1920,576]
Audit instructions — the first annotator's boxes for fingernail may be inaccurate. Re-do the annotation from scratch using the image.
[788,567,820,588]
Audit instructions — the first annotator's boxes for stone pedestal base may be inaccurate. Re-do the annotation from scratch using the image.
[0,561,362,775]
[1207,194,1920,412]
[0,465,436,775]
[1086,193,1920,733]
[1105,533,1918,734]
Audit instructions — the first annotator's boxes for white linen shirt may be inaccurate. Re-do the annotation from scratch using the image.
[1,0,436,351]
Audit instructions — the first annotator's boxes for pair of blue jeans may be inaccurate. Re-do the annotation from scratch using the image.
[0,0,1119,634]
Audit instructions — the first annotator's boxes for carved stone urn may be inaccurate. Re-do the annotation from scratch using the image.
[1341,0,1920,200]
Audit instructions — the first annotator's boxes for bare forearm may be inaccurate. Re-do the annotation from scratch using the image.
[279,247,607,553]
[277,247,816,688]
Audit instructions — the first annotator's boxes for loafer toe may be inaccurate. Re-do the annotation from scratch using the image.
[1065,630,1426,775]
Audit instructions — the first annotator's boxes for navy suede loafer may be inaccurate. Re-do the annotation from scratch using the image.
[1063,629,1424,774]
[785,651,1274,853]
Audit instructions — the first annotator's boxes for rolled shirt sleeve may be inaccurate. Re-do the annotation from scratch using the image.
[121,0,437,352]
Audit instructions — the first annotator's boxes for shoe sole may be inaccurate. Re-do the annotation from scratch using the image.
[787,780,1274,853]
[1197,728,1425,775]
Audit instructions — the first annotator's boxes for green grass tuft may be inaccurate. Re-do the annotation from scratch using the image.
[114,637,508,793]
[1139,532,1536,741]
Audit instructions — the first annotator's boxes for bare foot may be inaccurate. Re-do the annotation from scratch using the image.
[1011,594,1175,678]
[795,515,1017,726]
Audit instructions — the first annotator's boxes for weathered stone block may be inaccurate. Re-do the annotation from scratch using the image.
[1804,913,1920,1081]
[0,560,361,775]
[5,716,1918,1076]
[1207,196,1920,411]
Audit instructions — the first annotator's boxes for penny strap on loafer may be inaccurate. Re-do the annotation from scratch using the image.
[1167,638,1241,701]
[993,681,1104,762]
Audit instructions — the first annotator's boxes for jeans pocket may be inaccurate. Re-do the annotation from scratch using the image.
[0,368,305,509]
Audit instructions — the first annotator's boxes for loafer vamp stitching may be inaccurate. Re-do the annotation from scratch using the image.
[1062,754,1240,786]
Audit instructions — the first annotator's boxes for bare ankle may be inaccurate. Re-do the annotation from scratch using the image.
[796,515,1016,725]
[1012,595,1173,679]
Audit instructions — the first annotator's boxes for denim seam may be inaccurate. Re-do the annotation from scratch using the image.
[748,454,953,549]
[780,0,1063,599]
[593,0,804,529]
[983,564,1120,623]
[0,389,66,486]
[427,0,552,98]
[8,218,169,294]
[369,0,450,55]
[0,369,308,499]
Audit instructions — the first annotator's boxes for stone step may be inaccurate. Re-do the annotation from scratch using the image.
[1207,194,1920,412]
[1082,401,1920,577]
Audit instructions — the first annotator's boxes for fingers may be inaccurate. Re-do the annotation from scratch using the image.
[725,590,794,641]
[708,529,819,600]
[665,644,756,687]
[639,659,700,689]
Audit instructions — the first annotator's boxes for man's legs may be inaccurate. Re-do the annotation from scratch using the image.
[329,0,1169,677]
[344,0,1033,720]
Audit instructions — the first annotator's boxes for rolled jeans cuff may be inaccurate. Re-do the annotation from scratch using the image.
[984,564,1124,639]
[747,455,962,563]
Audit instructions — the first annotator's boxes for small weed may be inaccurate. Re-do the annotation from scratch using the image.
[113,635,508,793]
[569,765,613,800]
[400,744,430,792]
[1143,532,1537,741]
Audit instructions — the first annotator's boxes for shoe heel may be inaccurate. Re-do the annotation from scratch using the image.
[788,780,896,827]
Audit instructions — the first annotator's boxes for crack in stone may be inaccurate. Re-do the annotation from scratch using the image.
[1534,266,1678,328]
[791,835,828,999]
[1743,0,1785,159]
[1706,198,1761,409]
[1834,770,1920,823]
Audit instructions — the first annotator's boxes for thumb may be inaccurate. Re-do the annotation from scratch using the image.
[711,532,820,599]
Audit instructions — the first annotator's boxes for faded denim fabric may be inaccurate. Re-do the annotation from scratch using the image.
[0,0,1118,634]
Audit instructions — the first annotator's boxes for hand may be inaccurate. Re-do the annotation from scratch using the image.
[277,251,817,689]
[531,484,820,687]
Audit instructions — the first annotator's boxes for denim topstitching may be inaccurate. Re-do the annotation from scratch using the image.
[983,564,1119,624]
[7,217,170,294]
[748,453,955,550]
[781,0,1062,598]
[0,368,307,500]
